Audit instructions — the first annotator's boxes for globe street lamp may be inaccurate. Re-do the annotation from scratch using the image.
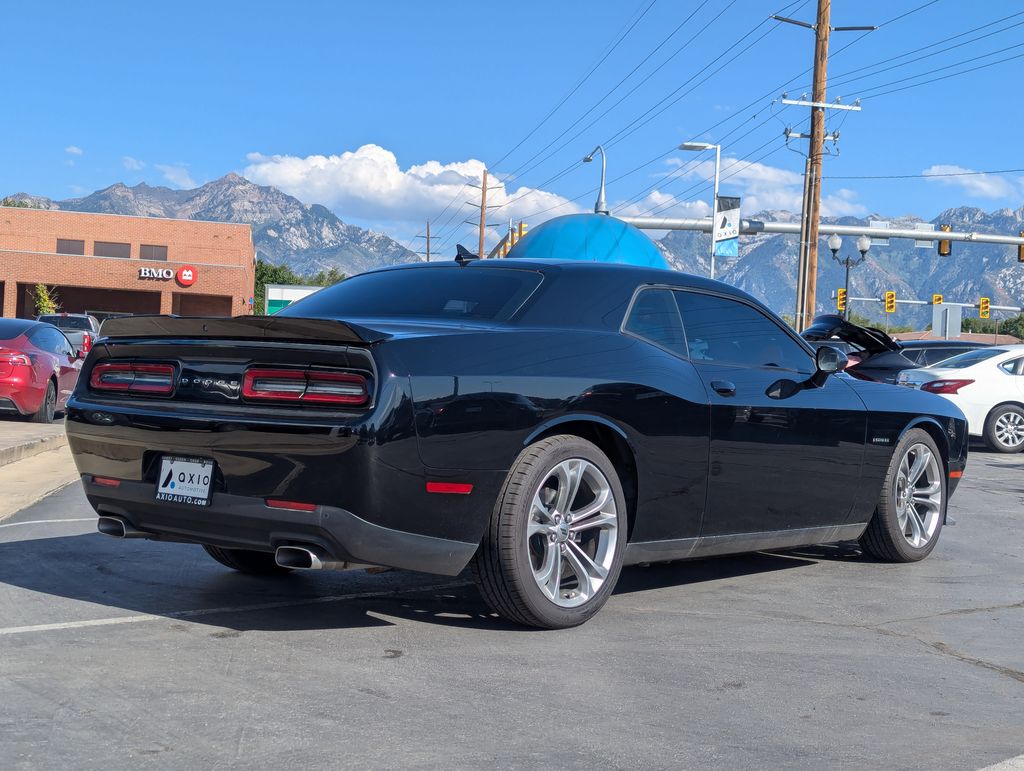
[828,233,871,319]
[583,145,609,215]
[679,141,721,279]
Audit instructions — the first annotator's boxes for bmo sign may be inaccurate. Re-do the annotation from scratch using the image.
[139,265,198,287]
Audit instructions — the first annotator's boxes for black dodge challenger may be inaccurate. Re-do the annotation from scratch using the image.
[66,259,968,629]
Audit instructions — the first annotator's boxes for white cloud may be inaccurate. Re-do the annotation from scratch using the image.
[660,155,867,217]
[64,145,83,155]
[923,164,1020,199]
[243,144,581,237]
[122,156,145,171]
[155,163,196,189]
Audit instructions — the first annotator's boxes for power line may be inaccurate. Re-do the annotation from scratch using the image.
[827,167,1024,180]
[858,45,1024,100]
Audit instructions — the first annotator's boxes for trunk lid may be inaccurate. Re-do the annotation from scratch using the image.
[801,314,901,355]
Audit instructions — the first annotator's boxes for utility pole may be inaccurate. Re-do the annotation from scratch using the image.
[478,168,488,260]
[412,220,432,261]
[776,3,874,330]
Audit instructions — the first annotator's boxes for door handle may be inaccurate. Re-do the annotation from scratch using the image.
[710,380,736,397]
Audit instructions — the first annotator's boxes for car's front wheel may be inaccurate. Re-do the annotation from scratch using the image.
[860,428,945,562]
[473,435,627,629]
[983,403,1024,453]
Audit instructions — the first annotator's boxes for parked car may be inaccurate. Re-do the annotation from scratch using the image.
[896,344,1024,453]
[36,313,100,356]
[802,314,989,383]
[0,318,83,422]
[66,260,967,629]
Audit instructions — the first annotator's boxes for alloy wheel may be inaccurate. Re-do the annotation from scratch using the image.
[994,411,1024,449]
[526,458,619,608]
[893,442,942,549]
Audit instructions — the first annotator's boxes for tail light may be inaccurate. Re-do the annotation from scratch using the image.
[922,379,974,395]
[81,332,92,354]
[0,348,31,366]
[90,362,176,395]
[242,368,368,406]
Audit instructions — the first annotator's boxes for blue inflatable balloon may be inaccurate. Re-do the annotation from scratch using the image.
[506,213,669,269]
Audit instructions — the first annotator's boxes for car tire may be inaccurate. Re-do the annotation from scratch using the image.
[860,428,945,562]
[983,404,1024,453]
[202,544,292,575]
[29,381,56,424]
[472,435,627,629]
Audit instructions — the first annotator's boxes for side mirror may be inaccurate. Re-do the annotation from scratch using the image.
[76,348,87,360]
[811,346,848,387]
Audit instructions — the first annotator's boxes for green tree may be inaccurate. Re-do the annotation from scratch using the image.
[1,196,38,208]
[253,259,346,314]
[33,284,60,316]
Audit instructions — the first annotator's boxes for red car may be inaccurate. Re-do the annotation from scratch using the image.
[0,319,83,423]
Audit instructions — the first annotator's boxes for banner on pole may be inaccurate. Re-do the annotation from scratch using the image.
[713,196,740,258]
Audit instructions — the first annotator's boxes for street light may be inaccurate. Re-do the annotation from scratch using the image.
[679,141,721,279]
[583,145,609,215]
[828,233,870,320]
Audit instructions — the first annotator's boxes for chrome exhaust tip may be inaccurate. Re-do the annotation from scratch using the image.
[274,545,366,571]
[96,516,147,539]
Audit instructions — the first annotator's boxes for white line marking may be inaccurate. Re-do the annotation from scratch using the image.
[0,517,95,529]
[0,582,468,637]
[979,754,1024,770]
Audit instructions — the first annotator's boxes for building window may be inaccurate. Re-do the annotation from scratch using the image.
[94,241,131,259]
[139,244,168,261]
[56,238,85,255]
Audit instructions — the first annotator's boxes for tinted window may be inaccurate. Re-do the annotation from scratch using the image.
[29,327,66,354]
[94,241,131,259]
[623,288,687,356]
[279,267,542,322]
[676,291,812,372]
[56,238,85,255]
[935,348,1005,369]
[38,315,92,330]
[140,244,168,261]
[919,347,973,366]
[0,319,33,342]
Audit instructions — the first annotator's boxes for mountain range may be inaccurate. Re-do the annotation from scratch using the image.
[6,175,1023,326]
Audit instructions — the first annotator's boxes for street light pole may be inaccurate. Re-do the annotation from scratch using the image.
[679,141,721,279]
[583,145,609,215]
[828,234,870,320]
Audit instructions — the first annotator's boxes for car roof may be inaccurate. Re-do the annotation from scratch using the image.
[0,318,47,338]
[898,339,990,349]
[365,257,754,300]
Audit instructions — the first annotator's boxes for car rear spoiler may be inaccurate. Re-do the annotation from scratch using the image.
[98,315,391,344]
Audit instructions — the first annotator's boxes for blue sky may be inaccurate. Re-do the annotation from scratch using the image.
[3,0,1022,248]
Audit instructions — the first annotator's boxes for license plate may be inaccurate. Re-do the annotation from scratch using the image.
[155,456,214,506]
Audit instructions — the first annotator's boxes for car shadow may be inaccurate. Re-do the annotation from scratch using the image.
[0,531,828,633]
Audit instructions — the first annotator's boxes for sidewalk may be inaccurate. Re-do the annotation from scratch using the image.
[0,422,68,469]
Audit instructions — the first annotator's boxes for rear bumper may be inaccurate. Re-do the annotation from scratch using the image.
[83,475,479,576]
[0,376,40,415]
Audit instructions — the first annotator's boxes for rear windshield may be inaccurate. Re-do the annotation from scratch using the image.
[38,315,92,330]
[934,348,1006,369]
[278,267,543,322]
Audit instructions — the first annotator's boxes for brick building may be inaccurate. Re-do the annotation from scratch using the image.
[0,207,255,319]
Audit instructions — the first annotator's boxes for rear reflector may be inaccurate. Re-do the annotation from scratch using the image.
[243,368,368,406]
[921,379,975,395]
[91,476,121,488]
[90,362,176,395]
[949,470,963,479]
[426,482,474,495]
[265,499,318,512]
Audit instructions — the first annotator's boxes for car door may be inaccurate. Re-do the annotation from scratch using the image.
[674,290,867,536]
[50,330,80,407]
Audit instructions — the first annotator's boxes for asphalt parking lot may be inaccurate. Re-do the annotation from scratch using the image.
[0,450,1021,770]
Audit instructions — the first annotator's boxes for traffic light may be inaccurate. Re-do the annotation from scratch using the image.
[836,288,847,312]
[1018,231,1024,263]
[938,224,952,256]
[884,291,896,313]
[932,293,943,305]
[980,297,990,319]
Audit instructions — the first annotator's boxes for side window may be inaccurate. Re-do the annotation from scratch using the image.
[999,357,1023,375]
[623,288,687,357]
[675,291,812,372]
[922,348,963,366]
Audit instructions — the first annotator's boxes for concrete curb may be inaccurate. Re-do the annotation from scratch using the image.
[0,431,69,469]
